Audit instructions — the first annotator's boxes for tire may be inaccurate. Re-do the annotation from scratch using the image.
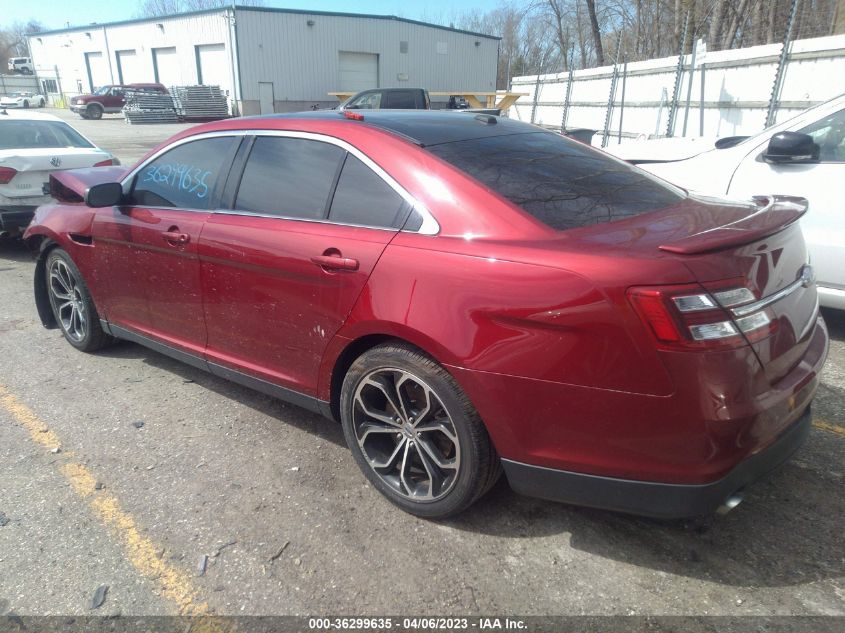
[340,343,501,518]
[45,248,112,352]
[22,100,29,109]
[87,104,103,120]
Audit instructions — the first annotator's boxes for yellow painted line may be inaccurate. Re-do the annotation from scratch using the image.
[813,419,845,438]
[0,383,234,630]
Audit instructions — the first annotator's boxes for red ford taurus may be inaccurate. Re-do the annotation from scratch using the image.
[24,111,828,519]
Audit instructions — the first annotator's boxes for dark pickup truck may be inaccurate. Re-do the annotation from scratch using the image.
[338,88,499,115]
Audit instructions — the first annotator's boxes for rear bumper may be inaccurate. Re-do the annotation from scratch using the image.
[0,205,38,233]
[502,406,812,519]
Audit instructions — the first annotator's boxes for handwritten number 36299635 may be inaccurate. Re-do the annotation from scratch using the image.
[143,163,212,199]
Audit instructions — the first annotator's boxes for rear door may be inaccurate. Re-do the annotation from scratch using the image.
[93,134,238,354]
[199,133,410,396]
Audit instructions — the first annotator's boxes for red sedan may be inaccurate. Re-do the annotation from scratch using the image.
[24,111,828,519]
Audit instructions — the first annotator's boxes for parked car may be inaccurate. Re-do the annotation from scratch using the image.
[1,110,118,237]
[24,111,827,519]
[1,91,46,109]
[7,57,34,74]
[70,83,168,120]
[606,93,845,310]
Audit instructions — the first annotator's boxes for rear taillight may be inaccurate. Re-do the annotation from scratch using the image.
[628,283,775,350]
[93,158,116,167]
[0,166,17,184]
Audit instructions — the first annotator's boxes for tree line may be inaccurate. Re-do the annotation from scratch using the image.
[444,0,845,89]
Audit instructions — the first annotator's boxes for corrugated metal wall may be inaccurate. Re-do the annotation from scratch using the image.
[234,8,498,113]
[28,8,499,117]
[510,33,845,144]
[29,11,233,101]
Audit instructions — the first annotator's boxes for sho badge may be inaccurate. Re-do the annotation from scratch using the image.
[50,156,62,167]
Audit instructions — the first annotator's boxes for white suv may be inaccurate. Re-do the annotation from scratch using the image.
[7,57,34,74]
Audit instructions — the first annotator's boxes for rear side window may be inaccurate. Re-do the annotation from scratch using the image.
[0,121,93,150]
[131,136,234,209]
[235,137,344,219]
[329,155,406,228]
[384,91,417,109]
[426,132,685,231]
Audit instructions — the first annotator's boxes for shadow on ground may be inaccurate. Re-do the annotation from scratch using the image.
[94,338,845,592]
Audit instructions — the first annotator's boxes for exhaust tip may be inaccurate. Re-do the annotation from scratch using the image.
[716,493,744,515]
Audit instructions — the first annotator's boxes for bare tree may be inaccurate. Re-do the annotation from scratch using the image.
[585,0,605,65]
[0,19,44,72]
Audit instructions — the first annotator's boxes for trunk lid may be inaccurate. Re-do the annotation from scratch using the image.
[0,148,113,200]
[676,196,818,385]
[565,194,818,384]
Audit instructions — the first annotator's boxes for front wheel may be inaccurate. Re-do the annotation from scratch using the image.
[22,100,30,109]
[45,249,112,352]
[340,344,501,518]
[86,104,103,120]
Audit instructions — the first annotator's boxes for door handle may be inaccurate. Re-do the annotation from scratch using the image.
[310,255,359,271]
[162,230,190,245]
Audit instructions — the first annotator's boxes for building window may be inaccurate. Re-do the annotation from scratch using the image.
[42,79,59,94]
[399,41,408,54]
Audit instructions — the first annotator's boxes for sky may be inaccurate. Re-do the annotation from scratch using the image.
[3,0,499,31]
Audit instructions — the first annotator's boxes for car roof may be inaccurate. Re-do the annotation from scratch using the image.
[0,109,62,122]
[253,110,550,146]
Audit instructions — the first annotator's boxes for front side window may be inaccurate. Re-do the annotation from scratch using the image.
[235,137,344,219]
[131,136,234,209]
[345,92,381,110]
[426,132,685,231]
[799,108,845,162]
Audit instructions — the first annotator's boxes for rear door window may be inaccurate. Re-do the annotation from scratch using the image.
[426,132,686,231]
[234,136,344,219]
[328,155,407,228]
[131,136,235,209]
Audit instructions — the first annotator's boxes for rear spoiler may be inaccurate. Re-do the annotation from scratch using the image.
[659,195,808,255]
[50,166,126,203]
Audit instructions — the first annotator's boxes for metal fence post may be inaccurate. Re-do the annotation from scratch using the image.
[666,11,690,137]
[765,0,801,128]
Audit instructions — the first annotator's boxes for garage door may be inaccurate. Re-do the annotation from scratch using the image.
[338,52,378,92]
[116,49,144,84]
[152,47,180,87]
[84,51,110,92]
[196,43,230,95]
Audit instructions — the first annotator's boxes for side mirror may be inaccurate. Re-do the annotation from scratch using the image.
[85,182,123,207]
[762,131,820,164]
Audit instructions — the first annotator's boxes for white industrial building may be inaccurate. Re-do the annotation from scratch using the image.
[28,5,500,115]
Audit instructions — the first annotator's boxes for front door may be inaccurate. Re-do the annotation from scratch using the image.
[94,135,238,355]
[729,106,845,296]
[199,134,411,396]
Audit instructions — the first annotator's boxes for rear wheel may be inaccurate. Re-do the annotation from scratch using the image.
[46,249,112,352]
[340,344,500,518]
[86,104,103,120]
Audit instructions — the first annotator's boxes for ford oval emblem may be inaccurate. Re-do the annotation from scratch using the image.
[50,156,62,167]
[800,264,815,288]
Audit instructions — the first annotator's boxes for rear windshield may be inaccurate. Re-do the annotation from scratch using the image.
[426,132,685,230]
[0,120,94,150]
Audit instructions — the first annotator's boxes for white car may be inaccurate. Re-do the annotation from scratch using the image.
[1,92,46,109]
[606,93,845,310]
[0,110,118,237]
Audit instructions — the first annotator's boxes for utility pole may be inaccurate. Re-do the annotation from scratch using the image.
[765,0,801,128]
[666,10,690,137]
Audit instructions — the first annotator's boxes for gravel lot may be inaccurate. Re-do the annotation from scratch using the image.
[0,108,843,621]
